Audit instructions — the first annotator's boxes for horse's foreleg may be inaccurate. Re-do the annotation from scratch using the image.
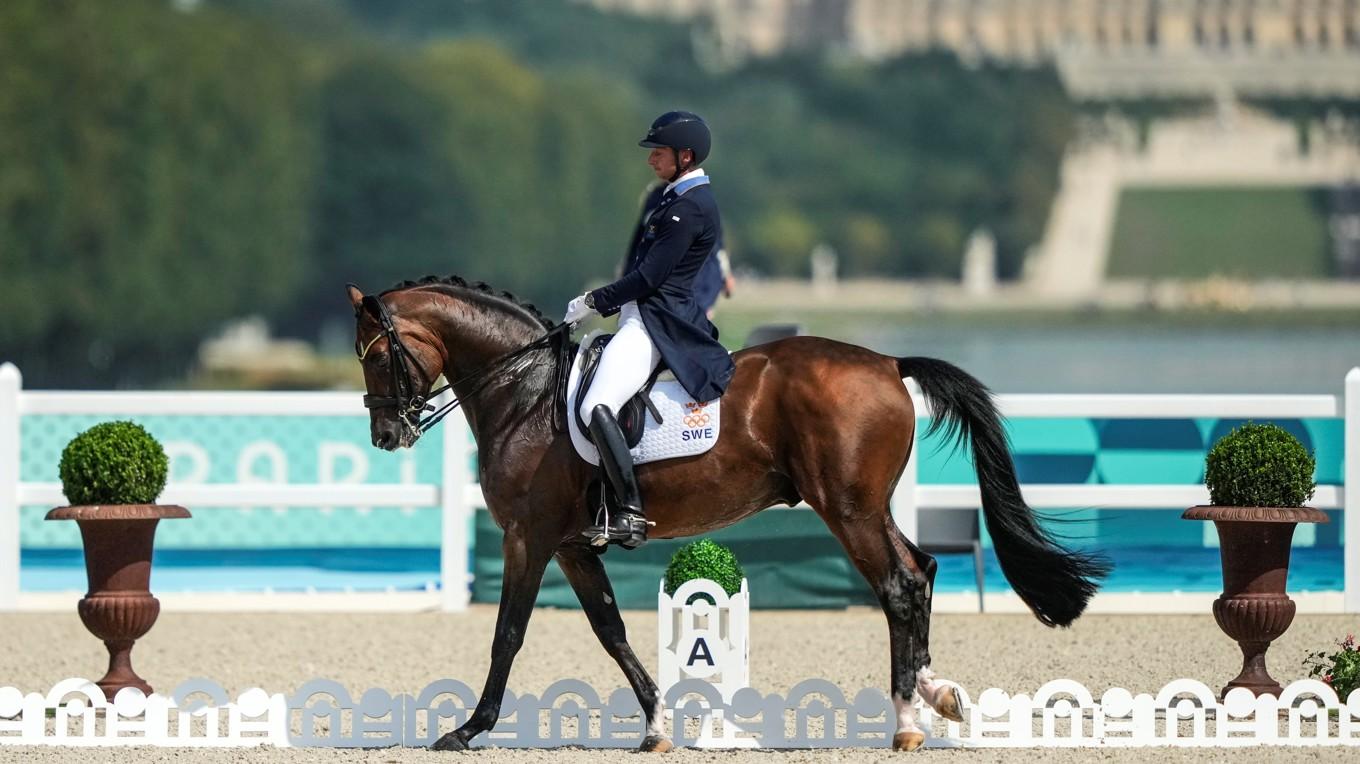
[431,531,554,751]
[556,547,672,752]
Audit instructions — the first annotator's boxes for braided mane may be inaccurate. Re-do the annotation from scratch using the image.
[384,275,556,331]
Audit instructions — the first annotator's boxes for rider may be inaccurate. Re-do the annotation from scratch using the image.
[563,110,736,548]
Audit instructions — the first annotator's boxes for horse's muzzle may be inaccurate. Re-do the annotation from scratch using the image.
[372,421,405,451]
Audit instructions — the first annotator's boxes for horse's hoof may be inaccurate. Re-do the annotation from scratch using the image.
[935,685,964,723]
[639,734,674,752]
[431,731,468,751]
[892,730,926,752]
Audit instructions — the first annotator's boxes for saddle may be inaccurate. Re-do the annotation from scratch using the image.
[572,334,665,448]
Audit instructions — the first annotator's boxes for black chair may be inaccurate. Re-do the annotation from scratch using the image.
[917,508,985,612]
[742,323,801,349]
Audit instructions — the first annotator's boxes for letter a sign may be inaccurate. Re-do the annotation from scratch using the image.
[688,638,714,666]
[680,632,726,679]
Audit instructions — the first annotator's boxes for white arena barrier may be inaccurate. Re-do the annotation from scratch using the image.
[2,677,1359,748]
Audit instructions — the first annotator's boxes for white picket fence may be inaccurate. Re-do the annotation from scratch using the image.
[2,362,1357,612]
[4,676,1360,748]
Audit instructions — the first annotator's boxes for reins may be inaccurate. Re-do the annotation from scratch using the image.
[417,323,574,433]
[359,294,574,440]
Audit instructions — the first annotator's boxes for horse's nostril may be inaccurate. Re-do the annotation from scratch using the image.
[375,431,394,449]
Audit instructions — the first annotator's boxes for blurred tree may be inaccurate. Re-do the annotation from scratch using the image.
[279,53,464,337]
[413,41,643,305]
[908,213,968,276]
[532,71,649,298]
[841,214,892,274]
[749,208,819,275]
[0,0,314,387]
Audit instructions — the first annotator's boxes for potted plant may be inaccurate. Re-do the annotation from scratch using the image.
[664,538,746,603]
[1182,422,1327,698]
[46,420,189,700]
[658,539,749,700]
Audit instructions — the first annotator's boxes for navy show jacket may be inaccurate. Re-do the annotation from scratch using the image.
[589,176,735,402]
[629,184,726,312]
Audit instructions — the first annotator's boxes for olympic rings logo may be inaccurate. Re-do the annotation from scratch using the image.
[683,413,711,427]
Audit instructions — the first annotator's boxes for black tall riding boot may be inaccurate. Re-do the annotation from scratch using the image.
[583,404,648,549]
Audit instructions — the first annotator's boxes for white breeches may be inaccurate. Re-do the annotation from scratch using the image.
[579,301,662,421]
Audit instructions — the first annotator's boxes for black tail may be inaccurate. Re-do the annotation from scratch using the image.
[897,356,1110,627]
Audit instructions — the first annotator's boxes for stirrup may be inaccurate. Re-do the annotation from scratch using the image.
[582,508,650,550]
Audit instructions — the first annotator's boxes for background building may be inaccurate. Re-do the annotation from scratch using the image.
[587,0,1360,97]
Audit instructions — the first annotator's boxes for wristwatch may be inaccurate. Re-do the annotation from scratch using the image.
[584,292,596,310]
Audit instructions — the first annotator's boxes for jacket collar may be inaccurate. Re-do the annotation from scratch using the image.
[663,168,709,199]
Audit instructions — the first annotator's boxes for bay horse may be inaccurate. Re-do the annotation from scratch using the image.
[347,276,1108,752]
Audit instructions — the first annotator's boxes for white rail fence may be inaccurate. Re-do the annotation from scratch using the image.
[2,362,1357,612]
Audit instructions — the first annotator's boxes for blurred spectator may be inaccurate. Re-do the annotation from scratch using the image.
[694,240,735,319]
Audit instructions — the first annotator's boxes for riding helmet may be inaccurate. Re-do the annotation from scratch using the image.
[638,111,711,166]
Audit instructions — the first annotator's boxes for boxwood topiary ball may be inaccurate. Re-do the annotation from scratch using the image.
[1205,422,1316,508]
[59,421,169,506]
[664,538,744,598]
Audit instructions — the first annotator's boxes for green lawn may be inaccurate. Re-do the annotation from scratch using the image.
[1107,187,1333,279]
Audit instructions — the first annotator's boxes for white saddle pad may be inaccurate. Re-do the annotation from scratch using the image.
[567,331,721,466]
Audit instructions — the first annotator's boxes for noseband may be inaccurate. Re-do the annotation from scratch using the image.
[357,294,572,441]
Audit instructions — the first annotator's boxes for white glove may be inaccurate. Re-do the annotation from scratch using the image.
[563,294,595,324]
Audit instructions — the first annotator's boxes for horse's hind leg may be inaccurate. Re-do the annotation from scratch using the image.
[893,527,964,724]
[556,546,672,752]
[817,507,960,751]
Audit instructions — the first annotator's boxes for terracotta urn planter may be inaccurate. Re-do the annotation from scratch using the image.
[45,504,190,700]
[1182,504,1328,698]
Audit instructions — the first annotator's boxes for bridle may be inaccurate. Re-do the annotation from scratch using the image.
[357,294,572,443]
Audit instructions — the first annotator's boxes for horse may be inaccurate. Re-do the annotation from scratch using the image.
[347,276,1109,752]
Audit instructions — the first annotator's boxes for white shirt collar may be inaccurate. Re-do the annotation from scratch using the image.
[664,167,706,196]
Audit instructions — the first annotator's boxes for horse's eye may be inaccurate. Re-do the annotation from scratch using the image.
[374,352,390,368]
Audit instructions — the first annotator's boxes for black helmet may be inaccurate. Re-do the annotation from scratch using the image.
[639,111,711,166]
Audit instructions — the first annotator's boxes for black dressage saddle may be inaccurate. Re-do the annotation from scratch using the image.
[573,333,665,448]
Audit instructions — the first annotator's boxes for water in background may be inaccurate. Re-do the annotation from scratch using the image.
[855,323,1360,396]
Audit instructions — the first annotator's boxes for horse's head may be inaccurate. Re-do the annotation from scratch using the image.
[347,285,445,451]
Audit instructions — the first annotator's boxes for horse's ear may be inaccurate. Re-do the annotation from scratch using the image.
[360,295,383,320]
[346,284,364,315]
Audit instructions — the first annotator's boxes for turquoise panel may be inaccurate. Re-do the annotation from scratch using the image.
[1095,452,1204,485]
[1306,420,1344,485]
[1007,418,1099,452]
[914,420,977,484]
[20,413,464,549]
[22,504,444,550]
[21,414,449,483]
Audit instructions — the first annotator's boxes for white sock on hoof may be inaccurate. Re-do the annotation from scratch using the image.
[892,693,922,735]
[915,667,946,708]
[647,698,666,738]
